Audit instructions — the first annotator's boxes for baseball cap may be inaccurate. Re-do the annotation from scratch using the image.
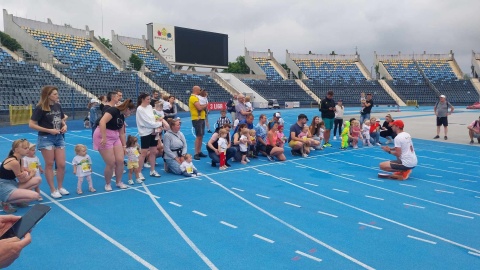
[278,118,285,125]
[298,113,308,121]
[90,98,99,103]
[391,120,404,129]
[28,142,36,149]
[273,112,281,118]
[439,95,446,98]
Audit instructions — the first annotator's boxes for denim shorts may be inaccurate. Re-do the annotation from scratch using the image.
[0,179,18,202]
[37,134,66,150]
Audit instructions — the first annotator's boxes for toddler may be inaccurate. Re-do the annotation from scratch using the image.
[216,109,231,128]
[350,120,363,149]
[239,128,250,164]
[362,119,373,146]
[22,143,43,201]
[153,101,165,140]
[198,90,211,132]
[298,125,312,157]
[317,121,326,150]
[245,96,253,112]
[72,144,96,194]
[162,94,171,112]
[248,129,257,158]
[180,154,201,177]
[217,128,229,170]
[276,125,287,147]
[360,92,366,114]
[125,135,142,185]
[340,121,350,150]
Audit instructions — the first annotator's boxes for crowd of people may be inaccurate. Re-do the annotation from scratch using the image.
[9,85,480,266]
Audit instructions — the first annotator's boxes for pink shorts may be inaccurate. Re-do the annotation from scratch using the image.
[93,128,122,150]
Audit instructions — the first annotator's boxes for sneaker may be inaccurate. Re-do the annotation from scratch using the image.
[267,155,274,161]
[401,170,412,180]
[196,173,202,176]
[112,172,116,178]
[128,179,134,185]
[302,153,308,158]
[376,143,381,146]
[444,136,448,140]
[310,147,315,151]
[353,146,358,149]
[37,196,43,201]
[143,162,151,168]
[245,157,250,163]
[220,166,226,170]
[323,143,332,147]
[198,152,207,158]
[58,187,70,195]
[340,147,346,151]
[333,136,337,140]
[136,179,143,184]
[434,135,440,139]
[138,173,145,181]
[116,182,128,189]
[51,190,62,198]
[2,202,17,214]
[470,140,474,144]
[150,170,161,177]
[211,161,217,167]
[208,130,212,133]
[105,184,112,191]
[194,154,200,160]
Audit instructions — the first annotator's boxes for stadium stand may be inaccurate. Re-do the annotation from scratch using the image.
[24,28,153,100]
[0,48,89,111]
[294,59,366,83]
[251,57,283,80]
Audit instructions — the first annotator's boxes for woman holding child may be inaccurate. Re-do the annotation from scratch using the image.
[266,122,286,161]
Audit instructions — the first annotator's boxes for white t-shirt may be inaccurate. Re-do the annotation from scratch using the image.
[180,161,197,174]
[198,95,208,106]
[362,125,370,137]
[394,132,418,168]
[239,135,248,152]
[72,154,92,177]
[23,156,41,177]
[125,147,140,162]
[218,137,228,152]
[163,101,171,111]
[245,102,253,111]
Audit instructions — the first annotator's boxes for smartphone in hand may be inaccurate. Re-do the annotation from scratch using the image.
[1,204,51,239]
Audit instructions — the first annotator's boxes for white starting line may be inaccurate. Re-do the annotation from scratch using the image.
[317,211,338,218]
[407,235,437,245]
[253,234,275,244]
[403,203,425,209]
[295,250,322,262]
[358,222,383,230]
[448,212,474,219]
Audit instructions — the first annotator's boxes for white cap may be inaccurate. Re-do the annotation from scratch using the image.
[90,98,99,103]
[439,95,446,98]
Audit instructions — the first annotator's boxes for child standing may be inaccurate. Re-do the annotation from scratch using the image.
[248,129,257,158]
[362,119,373,146]
[180,154,201,177]
[22,143,43,201]
[340,121,350,150]
[239,128,250,164]
[370,117,381,146]
[217,128,229,170]
[125,135,142,185]
[216,109,231,129]
[350,120,363,149]
[72,144,96,194]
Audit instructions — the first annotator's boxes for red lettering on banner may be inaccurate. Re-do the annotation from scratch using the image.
[208,102,226,111]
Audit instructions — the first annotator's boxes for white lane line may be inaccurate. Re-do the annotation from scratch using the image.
[319,170,330,173]
[435,189,454,194]
[422,163,435,167]
[295,250,322,262]
[279,177,292,181]
[256,194,270,199]
[204,174,374,269]
[358,222,383,230]
[142,182,217,269]
[231,187,244,192]
[317,211,338,218]
[341,173,354,177]
[403,203,425,209]
[304,182,318,187]
[367,178,384,182]
[192,210,207,217]
[475,196,480,199]
[468,251,480,257]
[365,195,384,201]
[332,188,349,193]
[169,202,182,207]
[407,235,437,245]
[284,202,301,208]
[426,174,443,178]
[253,234,275,244]
[448,167,463,170]
[399,183,417,188]
[220,221,238,229]
[448,212,474,219]
[460,179,477,183]
[39,191,158,270]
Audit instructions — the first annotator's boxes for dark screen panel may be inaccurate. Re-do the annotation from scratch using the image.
[174,27,228,66]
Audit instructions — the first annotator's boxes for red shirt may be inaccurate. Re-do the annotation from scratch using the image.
[370,122,379,133]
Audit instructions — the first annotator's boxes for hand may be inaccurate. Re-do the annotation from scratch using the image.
[49,129,61,135]
[60,125,68,133]
[0,233,32,268]
[214,149,219,155]
[100,137,107,146]
[381,146,390,152]
[0,215,20,236]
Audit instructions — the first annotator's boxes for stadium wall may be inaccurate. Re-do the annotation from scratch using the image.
[244,48,266,76]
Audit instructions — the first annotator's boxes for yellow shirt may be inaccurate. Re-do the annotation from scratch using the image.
[189,94,205,120]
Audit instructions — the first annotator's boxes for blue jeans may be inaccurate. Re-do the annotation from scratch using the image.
[164,159,182,175]
[360,113,370,126]
[370,132,380,144]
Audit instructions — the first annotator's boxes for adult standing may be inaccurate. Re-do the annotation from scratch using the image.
[29,86,68,199]
[333,99,344,140]
[468,116,480,144]
[266,122,286,161]
[434,94,454,140]
[136,93,163,179]
[235,94,251,123]
[379,120,417,180]
[226,94,237,122]
[319,90,336,147]
[360,93,374,125]
[93,99,135,191]
[288,114,309,157]
[163,118,188,175]
[207,124,236,167]
[189,86,208,160]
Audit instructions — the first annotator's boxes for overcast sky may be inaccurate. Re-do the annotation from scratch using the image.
[2,0,479,75]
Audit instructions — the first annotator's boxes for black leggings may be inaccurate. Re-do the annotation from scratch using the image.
[333,118,343,137]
